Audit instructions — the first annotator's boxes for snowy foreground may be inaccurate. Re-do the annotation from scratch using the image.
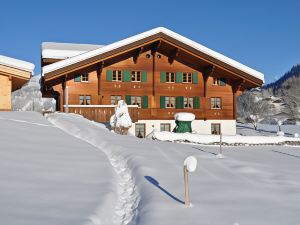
[1,112,300,225]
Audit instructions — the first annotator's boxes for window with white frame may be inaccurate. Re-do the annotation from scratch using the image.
[211,123,221,135]
[184,97,194,108]
[112,70,122,81]
[131,96,141,107]
[131,71,141,82]
[79,95,84,105]
[166,72,175,83]
[183,73,192,83]
[160,123,171,132]
[165,96,175,108]
[110,95,122,105]
[86,95,91,105]
[81,73,89,82]
[211,97,221,109]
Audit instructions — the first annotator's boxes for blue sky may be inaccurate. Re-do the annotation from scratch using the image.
[0,0,299,84]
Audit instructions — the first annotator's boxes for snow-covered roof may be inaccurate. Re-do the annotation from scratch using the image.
[42,27,264,83]
[41,42,104,60]
[0,55,35,73]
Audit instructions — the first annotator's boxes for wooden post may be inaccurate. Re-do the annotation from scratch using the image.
[97,62,103,104]
[219,132,222,155]
[64,86,69,113]
[183,165,190,206]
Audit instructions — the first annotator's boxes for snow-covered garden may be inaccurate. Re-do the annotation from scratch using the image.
[0,111,300,225]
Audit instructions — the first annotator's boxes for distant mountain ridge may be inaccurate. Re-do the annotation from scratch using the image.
[263,64,300,94]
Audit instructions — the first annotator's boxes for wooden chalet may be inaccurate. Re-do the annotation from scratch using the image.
[0,55,34,110]
[41,27,264,137]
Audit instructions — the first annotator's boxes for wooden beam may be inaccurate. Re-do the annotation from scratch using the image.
[168,48,180,64]
[202,65,215,97]
[97,62,104,103]
[151,40,161,55]
[232,79,245,119]
[133,47,144,64]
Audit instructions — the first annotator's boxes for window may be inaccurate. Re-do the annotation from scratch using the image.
[131,71,141,82]
[81,73,89,82]
[211,97,221,109]
[79,95,84,105]
[184,97,194,108]
[135,123,145,138]
[212,78,226,86]
[79,95,91,105]
[74,74,81,82]
[160,123,171,132]
[86,95,91,105]
[165,96,175,108]
[131,96,141,107]
[213,77,219,85]
[183,73,192,83]
[211,123,221,135]
[112,70,122,81]
[166,72,175,83]
[111,96,122,105]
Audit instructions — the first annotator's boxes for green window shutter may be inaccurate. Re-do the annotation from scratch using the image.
[176,71,183,83]
[106,70,112,81]
[176,96,184,109]
[123,70,131,82]
[74,74,81,82]
[142,96,148,108]
[125,95,131,105]
[220,78,226,86]
[192,71,199,84]
[194,96,200,109]
[160,96,165,109]
[142,71,147,82]
[160,71,166,83]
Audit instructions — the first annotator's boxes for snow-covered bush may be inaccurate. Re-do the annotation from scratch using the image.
[277,131,285,136]
[174,113,195,133]
[294,133,299,138]
[12,75,56,112]
[110,100,132,135]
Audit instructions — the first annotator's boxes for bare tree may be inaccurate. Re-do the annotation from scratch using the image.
[237,91,269,130]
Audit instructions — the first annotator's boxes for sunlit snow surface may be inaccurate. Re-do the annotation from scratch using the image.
[0,112,299,225]
[47,113,300,225]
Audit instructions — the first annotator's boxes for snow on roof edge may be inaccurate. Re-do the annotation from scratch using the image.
[0,55,35,74]
[42,27,264,83]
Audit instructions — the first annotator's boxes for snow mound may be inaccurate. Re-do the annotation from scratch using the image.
[175,112,195,121]
[277,131,285,136]
[12,75,56,112]
[110,100,132,134]
[153,131,300,145]
[294,133,299,138]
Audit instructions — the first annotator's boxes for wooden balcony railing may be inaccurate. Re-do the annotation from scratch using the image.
[65,105,233,123]
[65,105,138,123]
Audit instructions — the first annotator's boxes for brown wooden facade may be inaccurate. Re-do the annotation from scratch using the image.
[0,64,32,110]
[42,34,262,123]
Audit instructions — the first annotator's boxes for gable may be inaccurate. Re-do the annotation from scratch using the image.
[42,27,264,86]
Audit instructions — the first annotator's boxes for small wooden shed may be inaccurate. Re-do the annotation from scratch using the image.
[0,55,34,110]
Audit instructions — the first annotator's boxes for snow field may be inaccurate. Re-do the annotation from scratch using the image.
[0,112,117,225]
[46,113,139,225]
[46,112,300,225]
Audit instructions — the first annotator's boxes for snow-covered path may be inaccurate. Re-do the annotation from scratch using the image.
[47,113,300,225]
[0,112,117,225]
[46,113,140,225]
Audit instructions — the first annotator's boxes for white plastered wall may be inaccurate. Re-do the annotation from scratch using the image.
[128,119,236,136]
